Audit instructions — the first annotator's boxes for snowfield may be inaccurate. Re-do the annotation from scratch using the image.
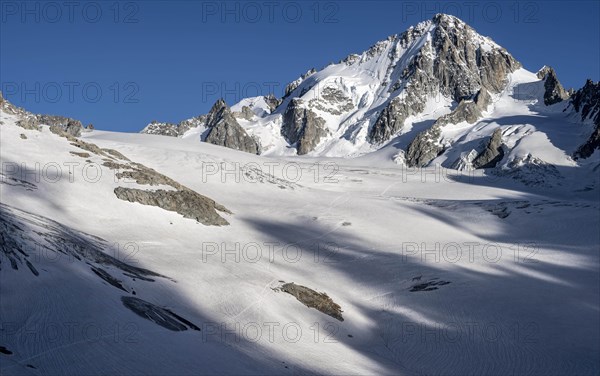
[1,108,599,375]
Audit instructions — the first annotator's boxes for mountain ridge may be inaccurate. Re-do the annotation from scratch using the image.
[139,13,599,176]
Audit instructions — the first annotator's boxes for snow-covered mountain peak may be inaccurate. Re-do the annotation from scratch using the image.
[139,14,598,180]
[268,13,520,155]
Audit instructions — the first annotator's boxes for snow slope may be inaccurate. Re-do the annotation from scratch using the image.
[1,107,599,375]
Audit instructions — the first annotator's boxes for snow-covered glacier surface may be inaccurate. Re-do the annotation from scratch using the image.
[1,108,599,375]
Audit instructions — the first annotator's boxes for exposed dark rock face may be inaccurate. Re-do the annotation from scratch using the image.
[570,79,600,124]
[204,99,228,126]
[368,95,425,145]
[204,99,260,154]
[368,14,519,146]
[280,85,352,154]
[431,15,514,98]
[52,131,129,162]
[67,137,113,157]
[281,98,328,155]
[278,282,343,321]
[368,37,436,145]
[114,188,230,226]
[472,128,504,169]
[536,66,569,105]
[406,89,491,167]
[405,124,444,168]
[571,80,600,159]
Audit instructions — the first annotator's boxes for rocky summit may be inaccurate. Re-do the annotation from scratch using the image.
[367,14,519,146]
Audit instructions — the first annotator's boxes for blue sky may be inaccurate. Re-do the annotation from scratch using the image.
[1,0,599,132]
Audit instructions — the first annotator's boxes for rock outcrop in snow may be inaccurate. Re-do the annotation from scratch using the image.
[141,121,179,137]
[47,118,84,137]
[204,99,261,154]
[368,92,426,145]
[281,98,328,155]
[278,282,344,322]
[142,115,207,137]
[536,66,569,105]
[141,99,261,154]
[571,79,600,159]
[406,88,491,167]
[95,143,232,225]
[0,91,85,136]
[114,187,231,226]
[472,128,504,169]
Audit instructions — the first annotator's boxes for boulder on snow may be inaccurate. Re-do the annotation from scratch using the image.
[278,282,344,321]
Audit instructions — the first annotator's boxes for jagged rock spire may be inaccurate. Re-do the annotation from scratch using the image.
[536,66,569,105]
[204,98,261,154]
